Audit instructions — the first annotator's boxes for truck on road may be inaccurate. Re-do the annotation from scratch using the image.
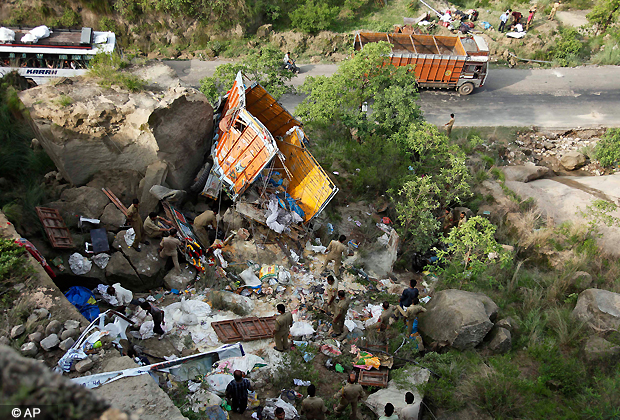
[353,31,489,95]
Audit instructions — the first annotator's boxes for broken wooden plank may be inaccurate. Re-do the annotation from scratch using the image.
[102,188,128,216]
[359,369,389,388]
[35,207,74,249]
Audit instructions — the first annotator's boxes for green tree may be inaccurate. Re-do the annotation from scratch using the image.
[199,45,294,104]
[587,0,620,34]
[289,0,339,34]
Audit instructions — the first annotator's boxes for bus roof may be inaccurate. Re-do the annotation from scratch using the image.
[0,27,115,55]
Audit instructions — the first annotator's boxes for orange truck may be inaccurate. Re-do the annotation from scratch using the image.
[353,31,490,95]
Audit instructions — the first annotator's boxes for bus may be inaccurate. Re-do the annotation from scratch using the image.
[0,26,115,86]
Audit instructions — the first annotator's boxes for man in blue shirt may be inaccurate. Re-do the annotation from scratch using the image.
[399,279,419,308]
[226,370,254,414]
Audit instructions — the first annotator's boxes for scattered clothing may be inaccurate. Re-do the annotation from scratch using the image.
[112,282,133,306]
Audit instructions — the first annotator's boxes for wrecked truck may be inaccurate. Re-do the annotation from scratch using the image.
[202,72,338,233]
[353,31,489,95]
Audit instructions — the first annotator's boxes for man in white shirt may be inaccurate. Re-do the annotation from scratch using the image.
[107,283,133,308]
[499,10,510,32]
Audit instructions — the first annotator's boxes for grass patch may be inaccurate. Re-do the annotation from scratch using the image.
[88,52,146,92]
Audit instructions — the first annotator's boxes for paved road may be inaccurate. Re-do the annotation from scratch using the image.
[164,60,620,128]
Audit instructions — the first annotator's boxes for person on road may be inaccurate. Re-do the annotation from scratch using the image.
[401,392,419,420]
[143,212,173,239]
[499,10,510,32]
[159,229,182,273]
[334,373,366,419]
[139,301,165,336]
[324,275,339,314]
[301,384,329,420]
[127,199,148,252]
[399,279,420,308]
[548,0,560,20]
[398,302,427,336]
[283,52,299,73]
[526,6,537,30]
[444,113,455,137]
[225,370,254,414]
[322,234,347,275]
[274,303,293,351]
[379,403,399,420]
[193,209,217,246]
[332,290,350,340]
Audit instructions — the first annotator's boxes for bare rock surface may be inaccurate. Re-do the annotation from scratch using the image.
[100,204,127,233]
[572,288,620,332]
[19,64,213,190]
[560,151,586,170]
[419,289,498,350]
[40,334,60,351]
[105,252,143,291]
[164,267,197,290]
[584,336,620,362]
[501,165,552,182]
[95,356,188,420]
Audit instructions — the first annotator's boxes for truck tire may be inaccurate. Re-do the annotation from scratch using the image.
[458,83,474,95]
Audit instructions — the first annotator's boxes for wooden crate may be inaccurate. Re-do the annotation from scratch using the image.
[359,369,389,388]
[212,320,242,343]
[35,207,74,249]
[235,317,272,340]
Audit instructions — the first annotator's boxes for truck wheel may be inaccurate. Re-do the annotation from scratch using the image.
[458,83,474,95]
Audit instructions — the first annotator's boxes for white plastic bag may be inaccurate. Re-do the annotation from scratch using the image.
[124,228,135,247]
[69,253,92,275]
[240,268,261,287]
[205,373,234,395]
[30,25,50,39]
[0,27,15,43]
[290,321,315,336]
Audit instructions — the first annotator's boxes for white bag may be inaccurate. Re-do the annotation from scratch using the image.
[290,321,315,336]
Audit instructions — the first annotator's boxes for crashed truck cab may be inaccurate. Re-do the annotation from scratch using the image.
[204,72,338,233]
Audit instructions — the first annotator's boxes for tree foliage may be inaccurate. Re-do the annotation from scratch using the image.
[587,0,620,34]
[289,0,340,33]
[199,45,293,104]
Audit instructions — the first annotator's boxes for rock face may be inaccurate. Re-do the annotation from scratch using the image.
[111,234,167,290]
[100,204,127,233]
[47,187,110,227]
[20,342,38,357]
[105,252,142,291]
[10,325,25,339]
[568,271,593,292]
[45,319,63,336]
[572,288,620,332]
[584,336,620,362]
[138,160,169,220]
[501,165,552,183]
[560,151,586,170]
[419,289,498,350]
[164,267,197,290]
[485,326,512,354]
[19,65,214,190]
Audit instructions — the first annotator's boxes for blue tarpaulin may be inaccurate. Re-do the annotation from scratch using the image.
[65,286,100,321]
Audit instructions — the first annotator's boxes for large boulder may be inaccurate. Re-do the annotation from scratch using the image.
[86,169,142,206]
[46,186,110,227]
[419,289,499,350]
[105,252,142,291]
[484,326,512,354]
[100,204,127,233]
[501,165,552,183]
[572,288,620,332]
[112,234,167,289]
[560,151,586,170]
[19,66,213,190]
[164,267,197,290]
[138,160,169,220]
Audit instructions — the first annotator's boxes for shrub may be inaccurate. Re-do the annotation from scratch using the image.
[88,52,145,92]
[550,28,587,66]
[594,128,620,167]
[289,0,339,34]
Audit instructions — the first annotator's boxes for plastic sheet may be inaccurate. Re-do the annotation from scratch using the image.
[214,354,266,374]
[0,27,15,42]
[290,321,315,336]
[124,228,135,247]
[91,253,110,269]
[240,268,261,287]
[69,253,92,275]
[205,373,234,395]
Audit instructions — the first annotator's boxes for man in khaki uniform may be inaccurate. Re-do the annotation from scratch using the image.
[376,301,395,342]
[334,373,366,419]
[444,113,455,137]
[159,229,182,272]
[127,199,148,251]
[324,275,339,314]
[274,304,293,351]
[143,212,172,239]
[548,0,560,20]
[398,303,427,336]
[322,235,347,275]
[193,209,217,246]
[301,384,328,420]
[332,290,350,340]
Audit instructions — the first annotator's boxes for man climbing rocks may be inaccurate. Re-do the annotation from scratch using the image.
[274,303,293,352]
[106,283,133,311]
[398,301,427,337]
[193,209,217,247]
[334,373,366,419]
[143,212,172,239]
[301,384,329,420]
[127,198,148,252]
[225,370,254,414]
[324,275,339,315]
[322,234,347,276]
[139,301,165,336]
[399,279,419,308]
[332,290,350,340]
[159,229,182,273]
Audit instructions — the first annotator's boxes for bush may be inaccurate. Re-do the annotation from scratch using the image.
[550,28,587,66]
[289,0,339,33]
[594,128,620,167]
[88,52,145,92]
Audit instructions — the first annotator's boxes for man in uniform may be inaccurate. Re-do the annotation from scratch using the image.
[322,234,347,275]
[143,212,172,239]
[444,113,455,137]
[301,384,328,420]
[193,209,217,247]
[159,229,182,273]
[548,0,560,20]
[332,290,350,340]
[324,275,339,314]
[376,301,395,342]
[398,302,427,336]
[127,199,148,252]
[334,373,366,419]
[274,303,293,352]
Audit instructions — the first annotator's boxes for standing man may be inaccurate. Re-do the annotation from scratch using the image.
[444,113,455,137]
[193,209,217,247]
[301,384,329,420]
[143,212,172,239]
[139,301,165,336]
[399,302,427,336]
[457,211,468,228]
[399,279,419,309]
[499,10,510,32]
[334,373,366,419]
[324,275,339,314]
[332,290,350,340]
[127,199,148,252]
[376,301,395,342]
[322,235,347,276]
[511,10,523,25]
[159,229,182,273]
[526,6,537,30]
[548,0,560,20]
[274,303,293,352]
[225,370,253,415]
[401,392,419,420]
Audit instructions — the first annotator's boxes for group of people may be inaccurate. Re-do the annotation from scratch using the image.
[226,369,420,419]
[438,208,468,236]
[498,2,559,34]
